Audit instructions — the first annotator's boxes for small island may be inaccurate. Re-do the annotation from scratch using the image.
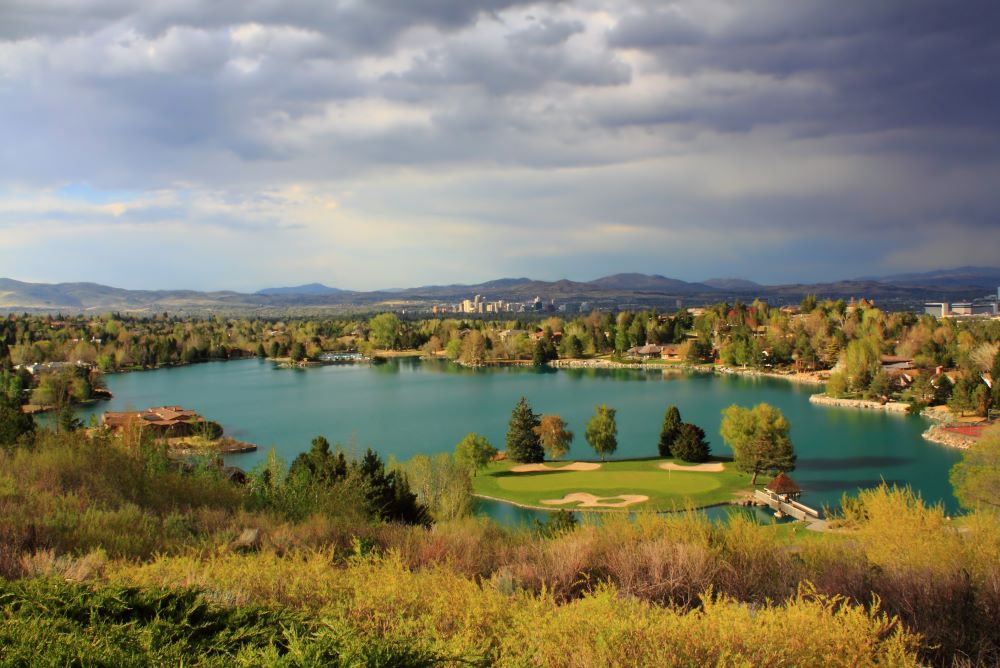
[101,406,257,455]
[473,457,749,511]
[468,397,802,514]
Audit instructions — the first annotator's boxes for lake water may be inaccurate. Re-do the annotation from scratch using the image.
[75,358,962,522]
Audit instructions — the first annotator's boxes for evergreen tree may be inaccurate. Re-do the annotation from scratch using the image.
[672,423,711,463]
[0,394,34,447]
[658,405,682,457]
[290,435,348,484]
[532,341,548,367]
[57,404,83,433]
[358,448,429,526]
[505,396,543,463]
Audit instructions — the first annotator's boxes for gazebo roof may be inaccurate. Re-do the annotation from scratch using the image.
[765,472,801,495]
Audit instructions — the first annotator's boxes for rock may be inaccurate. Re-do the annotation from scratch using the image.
[808,394,910,413]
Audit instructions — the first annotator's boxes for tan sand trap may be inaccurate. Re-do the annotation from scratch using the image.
[510,462,602,473]
[658,461,725,472]
[541,492,648,508]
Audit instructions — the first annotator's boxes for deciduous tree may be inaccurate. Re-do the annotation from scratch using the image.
[534,415,573,460]
[950,424,1000,512]
[454,432,497,475]
[585,404,617,461]
[369,313,401,350]
[721,403,795,484]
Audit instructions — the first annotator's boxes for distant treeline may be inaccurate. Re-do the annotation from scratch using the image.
[2,298,998,414]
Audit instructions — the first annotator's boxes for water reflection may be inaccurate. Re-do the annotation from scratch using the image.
[473,498,796,527]
[799,456,914,470]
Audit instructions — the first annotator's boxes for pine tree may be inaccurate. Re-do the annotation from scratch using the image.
[506,396,543,463]
[658,405,682,457]
[672,423,711,463]
[0,394,34,447]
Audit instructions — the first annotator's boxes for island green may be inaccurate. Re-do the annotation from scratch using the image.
[473,458,749,511]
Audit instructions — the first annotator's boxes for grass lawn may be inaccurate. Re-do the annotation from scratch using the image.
[472,458,752,512]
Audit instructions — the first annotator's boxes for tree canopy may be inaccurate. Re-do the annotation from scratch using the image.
[0,394,34,447]
[672,423,711,463]
[454,432,497,475]
[534,415,573,461]
[950,424,1000,512]
[506,396,543,463]
[585,404,617,461]
[658,405,682,457]
[369,313,401,350]
[720,403,795,484]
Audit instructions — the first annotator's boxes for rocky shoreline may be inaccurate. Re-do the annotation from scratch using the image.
[808,394,911,413]
[921,424,974,450]
[549,358,828,385]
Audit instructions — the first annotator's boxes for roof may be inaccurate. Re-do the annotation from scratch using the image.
[102,406,203,429]
[765,472,801,495]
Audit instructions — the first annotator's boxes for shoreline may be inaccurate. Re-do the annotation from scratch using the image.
[920,424,974,450]
[472,492,738,515]
[549,358,828,385]
[808,394,911,414]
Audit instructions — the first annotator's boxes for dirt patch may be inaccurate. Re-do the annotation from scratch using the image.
[658,461,725,473]
[541,492,648,508]
[510,462,602,473]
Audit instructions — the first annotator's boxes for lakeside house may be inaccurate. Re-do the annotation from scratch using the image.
[626,343,663,360]
[102,406,206,437]
[624,343,685,361]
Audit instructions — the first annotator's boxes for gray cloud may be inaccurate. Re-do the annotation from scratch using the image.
[0,0,998,289]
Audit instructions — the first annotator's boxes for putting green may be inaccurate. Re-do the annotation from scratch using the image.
[473,458,751,511]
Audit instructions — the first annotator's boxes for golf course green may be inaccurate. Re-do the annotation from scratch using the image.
[472,458,751,511]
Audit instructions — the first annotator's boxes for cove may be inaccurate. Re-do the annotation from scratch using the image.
[74,358,963,520]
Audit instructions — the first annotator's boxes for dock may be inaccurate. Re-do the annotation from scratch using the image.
[754,489,821,521]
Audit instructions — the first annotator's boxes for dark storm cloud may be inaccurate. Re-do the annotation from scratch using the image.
[393,39,630,95]
[607,0,1000,133]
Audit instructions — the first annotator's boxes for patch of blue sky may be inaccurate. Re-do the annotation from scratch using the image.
[54,183,140,205]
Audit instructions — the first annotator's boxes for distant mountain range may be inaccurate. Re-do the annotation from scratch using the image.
[1,266,997,314]
[859,266,1000,289]
[256,283,344,296]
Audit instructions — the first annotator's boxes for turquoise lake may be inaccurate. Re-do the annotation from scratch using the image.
[75,358,962,523]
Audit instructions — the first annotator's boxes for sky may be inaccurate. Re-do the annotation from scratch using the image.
[1,0,999,292]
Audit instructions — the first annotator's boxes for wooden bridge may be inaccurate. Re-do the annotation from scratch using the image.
[753,489,821,521]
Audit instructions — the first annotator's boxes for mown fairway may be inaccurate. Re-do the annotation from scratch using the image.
[473,458,750,511]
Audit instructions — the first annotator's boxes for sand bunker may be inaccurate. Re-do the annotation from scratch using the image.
[658,461,725,473]
[510,462,602,473]
[541,492,649,508]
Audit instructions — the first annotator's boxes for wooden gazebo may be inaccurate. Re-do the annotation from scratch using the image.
[764,472,802,500]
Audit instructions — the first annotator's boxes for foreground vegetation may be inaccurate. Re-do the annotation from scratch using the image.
[1,423,999,665]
